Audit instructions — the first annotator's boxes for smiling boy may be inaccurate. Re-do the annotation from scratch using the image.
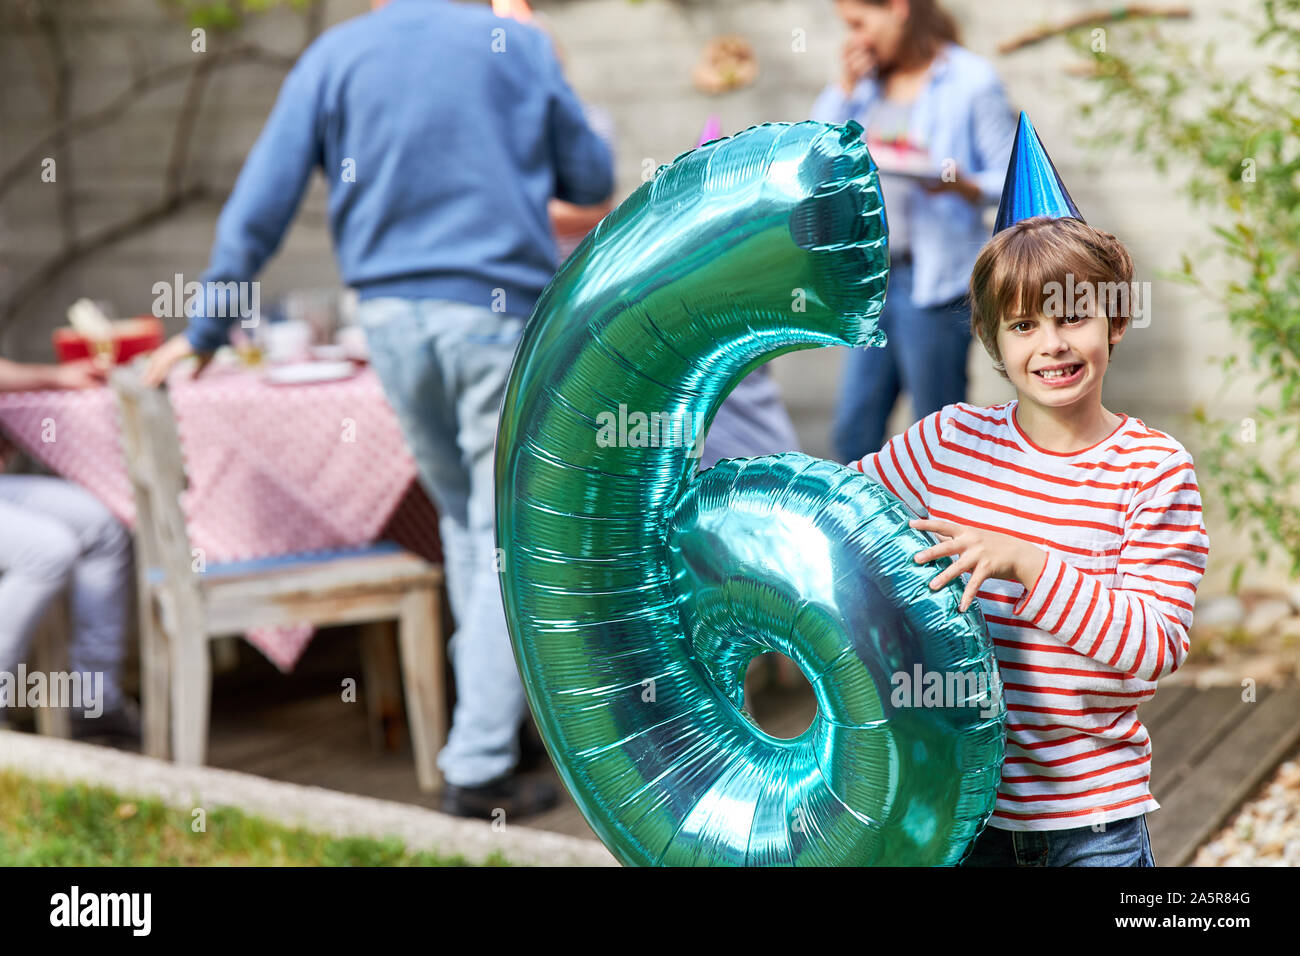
[848,210,1210,866]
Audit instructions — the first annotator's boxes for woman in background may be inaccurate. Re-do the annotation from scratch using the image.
[813,0,1016,463]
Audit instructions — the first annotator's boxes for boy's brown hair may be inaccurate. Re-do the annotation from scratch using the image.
[969,216,1134,379]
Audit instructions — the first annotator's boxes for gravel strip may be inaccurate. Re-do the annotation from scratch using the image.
[1192,752,1300,867]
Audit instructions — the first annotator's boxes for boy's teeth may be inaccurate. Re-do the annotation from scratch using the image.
[1038,366,1078,379]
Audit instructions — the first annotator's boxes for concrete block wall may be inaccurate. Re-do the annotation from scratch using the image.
[0,0,1287,592]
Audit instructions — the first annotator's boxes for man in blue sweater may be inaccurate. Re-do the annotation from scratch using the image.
[145,0,614,818]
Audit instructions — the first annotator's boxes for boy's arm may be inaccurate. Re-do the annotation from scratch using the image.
[1012,451,1208,681]
[846,410,937,519]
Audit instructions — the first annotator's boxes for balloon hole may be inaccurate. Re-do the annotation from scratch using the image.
[741,652,817,740]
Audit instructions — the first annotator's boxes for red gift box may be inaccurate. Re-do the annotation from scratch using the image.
[52,316,165,365]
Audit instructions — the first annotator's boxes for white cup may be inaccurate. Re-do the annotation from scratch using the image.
[264,319,313,363]
[336,325,369,361]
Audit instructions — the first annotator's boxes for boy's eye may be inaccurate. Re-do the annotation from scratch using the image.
[1011,320,1033,332]
[1062,314,1084,325]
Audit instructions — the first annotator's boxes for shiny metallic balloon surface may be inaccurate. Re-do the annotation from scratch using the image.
[495,121,1004,866]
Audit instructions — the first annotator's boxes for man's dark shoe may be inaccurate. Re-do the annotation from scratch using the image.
[516,720,553,774]
[0,708,34,733]
[440,773,559,821]
[70,698,142,750]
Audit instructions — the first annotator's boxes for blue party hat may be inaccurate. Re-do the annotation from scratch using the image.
[993,112,1084,235]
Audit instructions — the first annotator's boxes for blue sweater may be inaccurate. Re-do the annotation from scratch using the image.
[186,0,614,352]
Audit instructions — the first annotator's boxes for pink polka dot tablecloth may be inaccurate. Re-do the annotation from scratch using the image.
[0,365,442,671]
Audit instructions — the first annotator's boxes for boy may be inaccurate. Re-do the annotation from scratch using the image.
[848,167,1209,864]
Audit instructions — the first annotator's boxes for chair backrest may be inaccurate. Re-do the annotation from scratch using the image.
[110,364,200,601]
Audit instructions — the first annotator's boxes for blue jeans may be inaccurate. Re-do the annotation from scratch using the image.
[0,475,132,713]
[358,298,529,788]
[959,814,1156,867]
[831,260,973,463]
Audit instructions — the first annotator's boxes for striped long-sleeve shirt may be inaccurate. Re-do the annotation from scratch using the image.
[849,401,1209,831]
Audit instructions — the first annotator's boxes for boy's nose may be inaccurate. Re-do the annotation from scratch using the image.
[1039,328,1069,353]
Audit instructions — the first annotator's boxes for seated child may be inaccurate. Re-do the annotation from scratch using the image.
[847,215,1209,866]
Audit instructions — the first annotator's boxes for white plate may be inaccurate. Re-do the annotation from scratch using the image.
[875,164,944,183]
[870,144,942,182]
[263,361,358,385]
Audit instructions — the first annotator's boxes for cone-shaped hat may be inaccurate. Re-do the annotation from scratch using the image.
[993,112,1084,235]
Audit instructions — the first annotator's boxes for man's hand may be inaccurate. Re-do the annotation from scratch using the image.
[550,198,614,244]
[143,333,212,388]
[910,518,1047,612]
[49,359,107,390]
[840,37,874,96]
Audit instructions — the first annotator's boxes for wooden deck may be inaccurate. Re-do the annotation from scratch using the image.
[1140,682,1300,865]
[200,625,1300,865]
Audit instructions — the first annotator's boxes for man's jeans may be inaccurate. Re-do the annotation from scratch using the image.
[960,814,1156,867]
[0,475,131,714]
[831,259,973,464]
[358,297,528,788]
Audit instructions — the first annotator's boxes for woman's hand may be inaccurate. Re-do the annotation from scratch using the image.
[840,37,875,96]
[910,518,1046,612]
[143,333,212,388]
[920,170,982,206]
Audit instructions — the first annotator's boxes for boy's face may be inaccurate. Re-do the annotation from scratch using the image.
[995,295,1125,412]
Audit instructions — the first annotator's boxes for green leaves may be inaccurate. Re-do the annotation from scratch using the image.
[161,0,312,31]
[1068,0,1300,581]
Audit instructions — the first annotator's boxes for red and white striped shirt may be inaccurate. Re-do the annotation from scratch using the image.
[849,401,1209,831]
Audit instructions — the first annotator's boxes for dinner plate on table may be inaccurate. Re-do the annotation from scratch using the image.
[263,361,358,386]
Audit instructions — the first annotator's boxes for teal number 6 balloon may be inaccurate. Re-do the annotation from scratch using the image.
[495,121,1005,866]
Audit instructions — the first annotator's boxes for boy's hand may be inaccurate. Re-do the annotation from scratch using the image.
[909,518,1047,613]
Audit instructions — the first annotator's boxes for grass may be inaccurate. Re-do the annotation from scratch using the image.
[0,769,510,866]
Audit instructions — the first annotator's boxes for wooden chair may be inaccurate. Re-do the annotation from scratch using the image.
[110,365,447,791]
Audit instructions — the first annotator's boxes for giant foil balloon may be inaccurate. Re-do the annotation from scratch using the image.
[496,121,1005,866]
